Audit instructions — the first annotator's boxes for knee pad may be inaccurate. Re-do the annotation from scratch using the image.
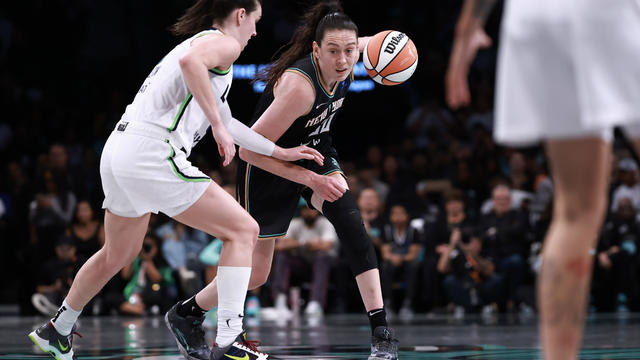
[322,190,378,276]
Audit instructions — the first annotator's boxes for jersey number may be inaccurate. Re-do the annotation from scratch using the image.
[308,113,335,137]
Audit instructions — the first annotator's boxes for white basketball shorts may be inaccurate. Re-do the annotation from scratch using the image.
[100,121,210,218]
[494,0,640,145]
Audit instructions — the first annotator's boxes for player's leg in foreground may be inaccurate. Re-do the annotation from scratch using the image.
[165,182,268,360]
[29,210,150,360]
[539,138,610,360]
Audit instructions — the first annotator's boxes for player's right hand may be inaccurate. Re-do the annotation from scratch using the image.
[310,174,346,202]
[445,27,492,109]
[211,122,236,166]
[272,145,324,165]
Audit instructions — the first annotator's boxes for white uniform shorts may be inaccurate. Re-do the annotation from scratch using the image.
[100,121,210,218]
[495,0,640,145]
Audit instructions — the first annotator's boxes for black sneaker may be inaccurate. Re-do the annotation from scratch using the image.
[28,321,81,360]
[368,326,399,360]
[210,331,270,360]
[165,303,211,360]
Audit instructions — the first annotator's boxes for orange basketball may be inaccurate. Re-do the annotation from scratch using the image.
[363,30,418,86]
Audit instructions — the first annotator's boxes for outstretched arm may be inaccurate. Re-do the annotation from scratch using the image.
[445,0,497,109]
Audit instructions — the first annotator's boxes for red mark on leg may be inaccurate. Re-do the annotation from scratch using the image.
[565,257,590,278]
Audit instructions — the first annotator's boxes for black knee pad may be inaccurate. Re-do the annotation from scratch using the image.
[322,190,378,276]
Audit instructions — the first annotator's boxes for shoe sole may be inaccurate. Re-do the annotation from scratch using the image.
[164,312,201,360]
[28,331,70,360]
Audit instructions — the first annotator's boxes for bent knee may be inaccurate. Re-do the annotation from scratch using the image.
[248,268,270,290]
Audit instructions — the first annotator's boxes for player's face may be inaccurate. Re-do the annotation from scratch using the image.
[238,4,262,49]
[313,29,358,86]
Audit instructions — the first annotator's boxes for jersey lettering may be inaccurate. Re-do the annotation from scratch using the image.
[308,113,335,137]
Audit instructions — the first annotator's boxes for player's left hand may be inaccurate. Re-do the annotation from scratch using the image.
[445,27,492,109]
[273,145,324,165]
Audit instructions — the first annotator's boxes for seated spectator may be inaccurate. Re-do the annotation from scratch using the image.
[31,236,83,316]
[380,203,422,318]
[271,206,338,318]
[477,184,529,310]
[437,227,504,317]
[611,158,640,213]
[358,187,384,248]
[120,233,176,315]
[421,189,475,311]
[592,197,640,311]
[29,170,77,260]
[156,219,210,296]
[67,200,104,262]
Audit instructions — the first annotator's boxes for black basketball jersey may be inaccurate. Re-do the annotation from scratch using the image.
[250,53,353,156]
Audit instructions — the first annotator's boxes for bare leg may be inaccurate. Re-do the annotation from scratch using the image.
[66,210,150,310]
[190,239,275,310]
[540,138,610,360]
[173,182,262,310]
[311,174,384,312]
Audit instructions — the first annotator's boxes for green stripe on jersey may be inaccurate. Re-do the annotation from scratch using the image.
[168,93,193,132]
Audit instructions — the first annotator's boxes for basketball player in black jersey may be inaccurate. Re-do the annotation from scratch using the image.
[172,1,399,359]
[233,1,397,359]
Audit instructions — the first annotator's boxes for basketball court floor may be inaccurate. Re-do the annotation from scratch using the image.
[2,313,639,359]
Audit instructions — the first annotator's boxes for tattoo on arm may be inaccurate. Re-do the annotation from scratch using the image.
[472,0,497,21]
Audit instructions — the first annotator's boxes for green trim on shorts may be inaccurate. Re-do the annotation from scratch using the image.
[258,232,287,239]
[165,140,210,182]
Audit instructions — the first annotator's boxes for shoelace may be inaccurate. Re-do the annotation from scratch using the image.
[241,338,265,354]
[68,330,83,347]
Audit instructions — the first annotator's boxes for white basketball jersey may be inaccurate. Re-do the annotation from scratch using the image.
[120,28,233,156]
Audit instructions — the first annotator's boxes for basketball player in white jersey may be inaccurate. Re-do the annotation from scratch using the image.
[27,1,326,360]
[446,1,640,359]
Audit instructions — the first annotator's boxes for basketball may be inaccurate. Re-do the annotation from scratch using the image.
[363,30,418,86]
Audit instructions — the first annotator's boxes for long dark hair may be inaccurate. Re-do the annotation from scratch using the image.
[257,0,358,88]
[171,0,262,36]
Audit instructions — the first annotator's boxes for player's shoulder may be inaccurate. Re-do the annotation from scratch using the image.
[191,31,241,59]
[275,70,316,102]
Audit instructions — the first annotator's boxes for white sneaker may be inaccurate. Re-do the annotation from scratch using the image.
[274,293,292,319]
[304,301,324,317]
[453,305,465,320]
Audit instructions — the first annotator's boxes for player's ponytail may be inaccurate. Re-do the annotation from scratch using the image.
[171,0,261,36]
[257,0,358,89]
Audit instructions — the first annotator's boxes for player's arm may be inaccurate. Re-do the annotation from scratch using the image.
[445,0,496,109]
[179,33,241,165]
[238,72,346,202]
[182,34,322,165]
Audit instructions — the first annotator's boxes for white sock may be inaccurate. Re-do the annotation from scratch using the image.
[51,299,82,336]
[216,266,251,347]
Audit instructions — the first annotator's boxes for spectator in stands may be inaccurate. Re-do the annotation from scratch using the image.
[120,233,176,316]
[271,206,338,318]
[29,169,77,260]
[611,158,640,213]
[477,184,529,310]
[31,236,83,316]
[156,219,210,297]
[358,187,384,248]
[421,189,475,311]
[437,224,503,317]
[380,204,422,318]
[593,197,640,311]
[67,200,103,262]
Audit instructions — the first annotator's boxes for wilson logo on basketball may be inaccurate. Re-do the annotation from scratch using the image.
[363,30,418,86]
[384,33,406,54]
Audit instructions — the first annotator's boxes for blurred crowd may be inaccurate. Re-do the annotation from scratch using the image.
[2,1,640,319]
